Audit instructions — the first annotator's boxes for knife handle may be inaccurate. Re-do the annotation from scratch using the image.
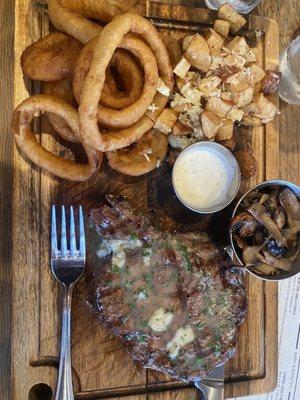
[197,382,224,400]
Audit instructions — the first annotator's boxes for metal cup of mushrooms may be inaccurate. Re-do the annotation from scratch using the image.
[230,180,300,281]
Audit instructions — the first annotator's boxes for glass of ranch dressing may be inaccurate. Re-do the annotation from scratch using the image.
[172,142,241,214]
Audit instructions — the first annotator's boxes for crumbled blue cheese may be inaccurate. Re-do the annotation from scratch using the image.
[148,103,159,113]
[148,308,173,332]
[166,325,195,358]
[168,134,195,150]
[170,93,188,111]
[179,82,202,105]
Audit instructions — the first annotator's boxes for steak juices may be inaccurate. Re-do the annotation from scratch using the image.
[172,142,241,213]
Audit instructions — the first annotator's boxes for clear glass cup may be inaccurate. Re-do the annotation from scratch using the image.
[278,35,300,105]
[204,0,262,14]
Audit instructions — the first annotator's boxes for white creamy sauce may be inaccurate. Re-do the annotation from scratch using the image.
[148,308,173,332]
[173,147,235,209]
[166,325,195,359]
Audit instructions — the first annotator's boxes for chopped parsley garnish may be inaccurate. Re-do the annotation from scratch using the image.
[196,357,204,367]
[214,344,222,354]
[143,249,151,257]
[178,244,193,272]
[111,264,120,274]
[143,271,154,284]
[123,279,132,289]
[128,302,136,309]
[196,322,205,330]
[129,230,138,240]
[137,333,148,344]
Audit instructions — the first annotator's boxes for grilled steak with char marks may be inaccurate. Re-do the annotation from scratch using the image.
[86,195,247,382]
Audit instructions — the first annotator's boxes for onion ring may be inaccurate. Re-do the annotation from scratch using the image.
[106,129,168,176]
[74,42,144,111]
[21,32,83,81]
[79,13,173,152]
[43,79,79,143]
[74,36,158,128]
[43,79,75,104]
[12,95,102,181]
[48,0,137,44]
[98,51,144,110]
[60,0,137,22]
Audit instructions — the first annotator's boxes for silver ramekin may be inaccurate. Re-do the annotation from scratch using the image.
[172,142,241,214]
[230,179,300,281]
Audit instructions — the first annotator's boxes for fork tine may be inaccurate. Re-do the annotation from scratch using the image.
[51,205,58,257]
[61,206,68,257]
[70,206,77,257]
[79,206,86,258]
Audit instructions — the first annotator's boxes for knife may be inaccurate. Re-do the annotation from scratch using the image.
[194,364,225,400]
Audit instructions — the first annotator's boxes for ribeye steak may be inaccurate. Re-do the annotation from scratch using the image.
[85,195,247,382]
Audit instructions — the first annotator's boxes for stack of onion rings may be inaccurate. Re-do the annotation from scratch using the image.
[79,13,173,152]
[13,1,174,180]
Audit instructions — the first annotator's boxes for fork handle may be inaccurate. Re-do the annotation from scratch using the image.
[55,285,75,400]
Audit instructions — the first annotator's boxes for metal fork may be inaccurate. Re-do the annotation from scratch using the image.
[51,205,86,400]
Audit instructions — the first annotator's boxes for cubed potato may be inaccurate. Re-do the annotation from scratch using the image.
[173,57,191,79]
[226,70,252,92]
[183,34,211,73]
[240,115,262,127]
[201,111,223,139]
[172,122,191,136]
[232,86,254,107]
[216,119,234,140]
[205,28,225,50]
[213,19,230,38]
[198,75,222,96]
[154,108,177,134]
[226,36,251,56]
[220,91,233,101]
[182,35,195,52]
[251,93,278,121]
[245,47,258,63]
[227,107,244,122]
[219,132,237,151]
[205,97,233,118]
[179,82,202,105]
[253,81,262,95]
[176,76,185,91]
[218,3,247,33]
[249,64,265,84]
[157,77,171,97]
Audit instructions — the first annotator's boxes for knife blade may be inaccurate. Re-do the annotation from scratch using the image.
[194,364,225,400]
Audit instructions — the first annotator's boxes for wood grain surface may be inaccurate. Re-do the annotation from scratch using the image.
[0,1,299,400]
[11,1,278,399]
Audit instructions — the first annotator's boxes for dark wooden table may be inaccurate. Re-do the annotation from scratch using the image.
[0,1,299,398]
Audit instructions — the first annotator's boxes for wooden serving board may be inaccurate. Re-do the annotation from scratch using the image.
[12,1,279,399]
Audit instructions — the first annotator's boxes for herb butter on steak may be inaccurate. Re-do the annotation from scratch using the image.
[86,195,247,382]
